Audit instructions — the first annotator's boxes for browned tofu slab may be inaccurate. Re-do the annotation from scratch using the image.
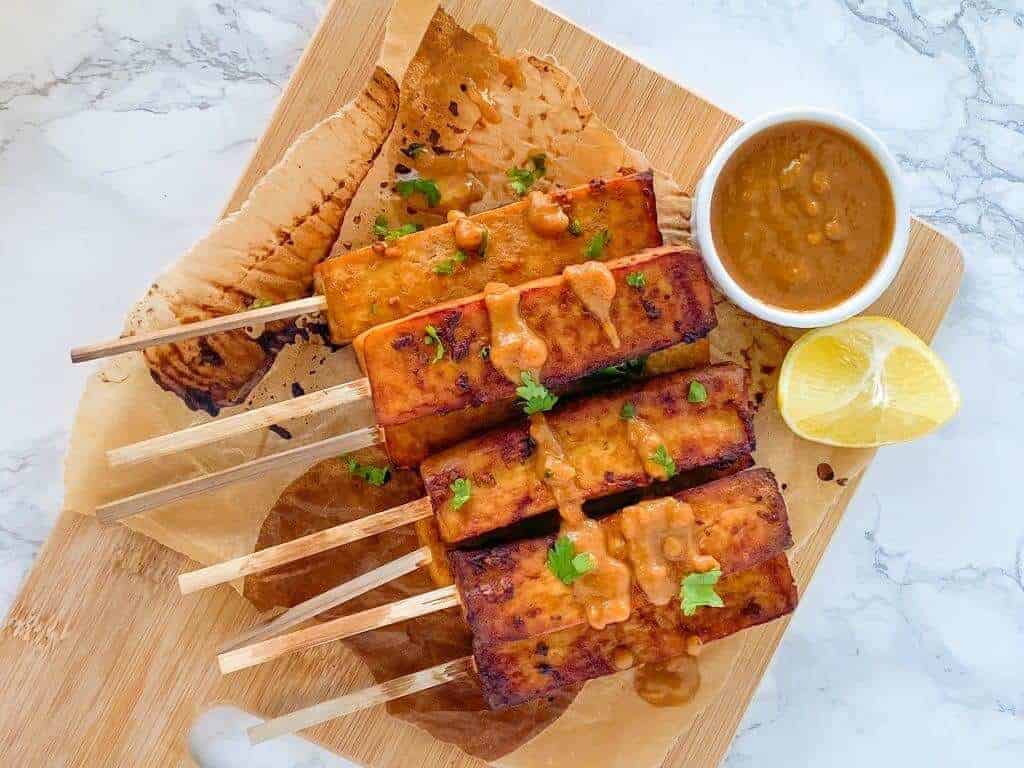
[355,246,716,427]
[451,469,791,644]
[473,553,798,709]
[381,337,711,468]
[422,364,754,544]
[315,172,662,343]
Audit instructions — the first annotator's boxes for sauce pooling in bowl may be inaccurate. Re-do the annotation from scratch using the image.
[710,121,895,311]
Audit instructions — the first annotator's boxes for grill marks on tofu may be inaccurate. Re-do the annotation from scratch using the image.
[421,364,755,544]
[450,469,791,645]
[473,553,798,709]
[357,247,717,427]
[315,172,662,343]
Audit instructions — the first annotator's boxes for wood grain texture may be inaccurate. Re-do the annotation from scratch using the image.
[0,1,962,766]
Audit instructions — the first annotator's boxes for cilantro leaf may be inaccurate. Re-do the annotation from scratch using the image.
[589,356,647,382]
[620,402,636,420]
[583,228,612,260]
[449,477,472,510]
[626,271,647,290]
[567,218,583,237]
[650,444,678,478]
[480,345,491,360]
[373,214,423,241]
[680,569,724,616]
[432,250,468,276]
[423,324,445,363]
[506,154,547,196]
[250,297,275,310]
[687,380,708,404]
[546,535,595,585]
[516,372,558,414]
[478,226,489,258]
[345,457,391,487]
[401,142,426,159]
[396,178,441,207]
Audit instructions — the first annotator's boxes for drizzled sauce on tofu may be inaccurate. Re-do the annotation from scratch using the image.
[564,262,620,348]
[626,416,673,480]
[620,497,719,606]
[525,191,570,238]
[529,413,631,629]
[484,282,548,383]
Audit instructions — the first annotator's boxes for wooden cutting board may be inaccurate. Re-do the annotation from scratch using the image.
[0,1,962,766]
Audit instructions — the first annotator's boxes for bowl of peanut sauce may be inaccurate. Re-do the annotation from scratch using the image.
[693,108,909,328]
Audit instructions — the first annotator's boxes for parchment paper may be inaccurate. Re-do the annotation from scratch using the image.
[63,2,872,765]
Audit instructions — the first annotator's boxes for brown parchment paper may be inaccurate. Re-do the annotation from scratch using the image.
[63,2,874,766]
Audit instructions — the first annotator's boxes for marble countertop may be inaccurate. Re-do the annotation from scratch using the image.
[1,0,1021,765]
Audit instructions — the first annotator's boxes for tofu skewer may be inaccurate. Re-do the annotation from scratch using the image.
[246,470,798,742]
[96,247,717,522]
[105,245,712,468]
[70,173,661,364]
[215,386,761,674]
[179,364,754,598]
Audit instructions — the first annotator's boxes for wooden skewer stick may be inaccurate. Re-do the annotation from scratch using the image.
[107,378,372,468]
[248,655,474,744]
[220,547,433,653]
[218,584,460,674]
[96,426,383,524]
[69,296,327,363]
[178,497,433,595]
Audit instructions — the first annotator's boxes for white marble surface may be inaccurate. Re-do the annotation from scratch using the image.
[1,0,1021,765]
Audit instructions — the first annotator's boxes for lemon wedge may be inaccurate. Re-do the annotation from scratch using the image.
[777,316,959,447]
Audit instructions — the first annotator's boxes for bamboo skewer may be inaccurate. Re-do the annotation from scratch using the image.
[69,296,327,364]
[220,547,433,653]
[96,426,383,524]
[248,655,474,744]
[217,584,461,674]
[107,378,373,468]
[178,497,433,594]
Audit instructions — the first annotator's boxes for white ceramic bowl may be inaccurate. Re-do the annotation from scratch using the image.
[692,108,909,328]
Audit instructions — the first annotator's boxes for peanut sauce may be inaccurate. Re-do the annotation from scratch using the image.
[530,413,631,630]
[564,262,620,348]
[626,416,673,480]
[465,80,502,124]
[409,149,485,212]
[448,210,486,251]
[484,282,548,384]
[633,654,701,708]
[619,497,719,606]
[525,190,570,238]
[711,121,894,310]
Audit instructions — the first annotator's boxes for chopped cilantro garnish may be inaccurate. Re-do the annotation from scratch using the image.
[506,154,547,196]
[687,380,708,404]
[432,250,468,276]
[626,271,647,290]
[680,569,724,616]
[516,372,558,414]
[449,477,472,510]
[650,444,677,478]
[396,177,441,207]
[373,214,422,241]
[583,228,612,260]
[567,218,583,237]
[620,402,636,420]
[345,457,391,487]
[590,356,647,382]
[401,142,426,159]
[546,535,596,585]
[250,297,275,310]
[480,345,491,360]
[423,324,445,363]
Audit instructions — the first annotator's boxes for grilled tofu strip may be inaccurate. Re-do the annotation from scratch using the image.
[474,553,798,709]
[315,172,661,343]
[422,364,755,544]
[354,246,716,427]
[381,336,712,468]
[451,469,791,644]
